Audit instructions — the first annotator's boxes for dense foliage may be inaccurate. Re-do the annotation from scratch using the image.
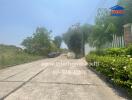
[86,0,132,48]
[62,0,132,54]
[22,27,61,56]
[90,46,132,57]
[86,47,132,96]
[63,24,92,57]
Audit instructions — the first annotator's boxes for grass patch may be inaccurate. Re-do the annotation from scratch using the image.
[0,44,43,69]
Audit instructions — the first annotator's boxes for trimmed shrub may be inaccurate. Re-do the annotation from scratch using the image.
[126,45,132,56]
[86,54,132,95]
[105,48,126,56]
[89,49,106,56]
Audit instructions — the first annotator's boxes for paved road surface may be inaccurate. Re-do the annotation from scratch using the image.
[0,55,127,100]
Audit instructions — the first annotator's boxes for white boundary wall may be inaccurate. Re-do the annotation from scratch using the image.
[85,43,95,55]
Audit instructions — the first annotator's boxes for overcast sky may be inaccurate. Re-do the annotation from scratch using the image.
[0,0,116,47]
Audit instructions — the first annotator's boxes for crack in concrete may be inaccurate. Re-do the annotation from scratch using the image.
[0,66,49,100]
[29,81,104,86]
[2,68,29,81]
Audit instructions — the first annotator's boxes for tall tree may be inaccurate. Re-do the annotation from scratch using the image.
[87,9,116,49]
[53,36,62,48]
[22,27,52,55]
[63,24,83,57]
[63,24,93,56]
[69,32,82,57]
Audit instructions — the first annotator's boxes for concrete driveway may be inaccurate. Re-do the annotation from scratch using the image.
[0,55,127,100]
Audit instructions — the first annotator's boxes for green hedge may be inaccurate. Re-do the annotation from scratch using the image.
[105,48,126,56]
[90,45,132,57]
[86,54,132,95]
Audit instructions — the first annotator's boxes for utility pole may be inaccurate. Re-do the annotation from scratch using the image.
[82,32,85,57]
